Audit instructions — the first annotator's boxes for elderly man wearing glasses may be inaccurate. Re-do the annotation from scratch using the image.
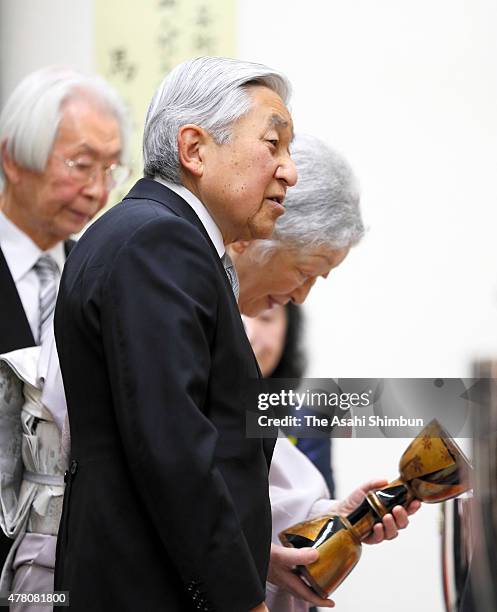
[0,66,129,605]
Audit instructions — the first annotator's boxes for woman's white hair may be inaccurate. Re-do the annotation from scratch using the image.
[0,66,130,190]
[268,133,364,251]
[143,56,291,183]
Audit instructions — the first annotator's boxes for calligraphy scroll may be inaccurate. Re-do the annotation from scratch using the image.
[95,0,236,206]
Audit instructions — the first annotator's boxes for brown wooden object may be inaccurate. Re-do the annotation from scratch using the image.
[279,419,472,598]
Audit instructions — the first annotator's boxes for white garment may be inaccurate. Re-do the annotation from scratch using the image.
[10,535,56,611]
[38,330,66,432]
[267,437,338,612]
[0,339,67,600]
[0,212,64,341]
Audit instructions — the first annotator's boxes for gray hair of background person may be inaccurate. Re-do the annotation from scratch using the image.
[271,133,364,250]
[143,56,292,184]
[0,66,131,191]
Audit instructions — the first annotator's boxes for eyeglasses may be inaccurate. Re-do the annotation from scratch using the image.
[58,155,131,190]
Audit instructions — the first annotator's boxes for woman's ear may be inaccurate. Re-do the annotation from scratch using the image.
[177,124,207,177]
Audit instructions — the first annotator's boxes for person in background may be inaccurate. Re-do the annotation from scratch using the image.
[249,302,335,495]
[232,133,421,611]
[0,66,129,608]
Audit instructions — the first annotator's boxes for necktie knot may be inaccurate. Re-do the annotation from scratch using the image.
[222,252,239,301]
[34,254,59,281]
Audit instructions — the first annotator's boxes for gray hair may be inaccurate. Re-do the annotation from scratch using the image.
[268,133,364,251]
[143,56,291,183]
[0,66,130,191]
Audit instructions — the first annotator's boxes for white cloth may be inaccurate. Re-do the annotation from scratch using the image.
[154,177,225,257]
[38,329,67,433]
[11,534,56,611]
[267,437,338,612]
[0,341,66,597]
[0,212,64,342]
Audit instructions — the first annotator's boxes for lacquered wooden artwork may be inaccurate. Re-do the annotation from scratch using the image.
[279,419,472,598]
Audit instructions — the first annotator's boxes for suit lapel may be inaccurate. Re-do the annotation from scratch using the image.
[0,246,35,352]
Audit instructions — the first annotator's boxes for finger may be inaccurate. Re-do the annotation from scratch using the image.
[406,499,422,515]
[381,513,399,540]
[363,522,384,545]
[285,572,335,608]
[391,506,409,530]
[278,546,319,568]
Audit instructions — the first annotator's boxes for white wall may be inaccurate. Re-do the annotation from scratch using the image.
[0,0,94,105]
[2,1,495,610]
[238,1,497,611]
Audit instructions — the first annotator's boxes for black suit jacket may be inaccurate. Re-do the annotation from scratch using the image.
[0,240,73,568]
[54,179,275,612]
[0,241,74,352]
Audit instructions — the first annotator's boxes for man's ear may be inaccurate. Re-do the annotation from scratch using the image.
[1,140,22,184]
[230,240,250,254]
[177,124,208,177]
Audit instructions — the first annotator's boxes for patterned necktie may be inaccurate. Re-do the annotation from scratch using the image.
[222,252,239,301]
[33,254,59,345]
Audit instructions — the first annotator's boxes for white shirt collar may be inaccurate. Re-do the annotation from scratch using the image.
[0,211,65,280]
[154,177,225,258]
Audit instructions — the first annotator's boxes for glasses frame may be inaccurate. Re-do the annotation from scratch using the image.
[56,154,131,190]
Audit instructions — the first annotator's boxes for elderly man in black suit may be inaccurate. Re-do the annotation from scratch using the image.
[0,67,129,583]
[54,56,297,612]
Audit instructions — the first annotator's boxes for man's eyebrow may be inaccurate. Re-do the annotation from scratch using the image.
[70,142,122,159]
[267,114,295,141]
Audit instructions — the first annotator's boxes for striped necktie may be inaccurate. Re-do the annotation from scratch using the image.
[222,252,239,301]
[33,254,59,345]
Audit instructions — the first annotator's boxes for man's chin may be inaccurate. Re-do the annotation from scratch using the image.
[55,221,87,242]
[247,206,285,240]
[239,299,266,318]
[248,221,278,241]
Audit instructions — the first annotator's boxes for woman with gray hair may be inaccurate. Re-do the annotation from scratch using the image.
[229,132,364,315]
[231,134,419,611]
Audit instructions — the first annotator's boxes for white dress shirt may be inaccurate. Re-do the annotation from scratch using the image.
[154,177,225,258]
[0,211,65,342]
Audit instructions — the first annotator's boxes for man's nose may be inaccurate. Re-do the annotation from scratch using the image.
[275,154,298,187]
[82,171,109,204]
[290,277,316,305]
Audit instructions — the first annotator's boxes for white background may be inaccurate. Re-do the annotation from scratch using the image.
[237,2,496,610]
[2,1,497,610]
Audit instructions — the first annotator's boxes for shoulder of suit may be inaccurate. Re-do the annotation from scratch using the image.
[122,210,216,257]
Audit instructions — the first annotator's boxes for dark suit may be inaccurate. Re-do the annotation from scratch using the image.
[0,240,73,569]
[54,179,274,612]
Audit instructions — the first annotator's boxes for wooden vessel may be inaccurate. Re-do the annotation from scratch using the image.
[279,419,472,598]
